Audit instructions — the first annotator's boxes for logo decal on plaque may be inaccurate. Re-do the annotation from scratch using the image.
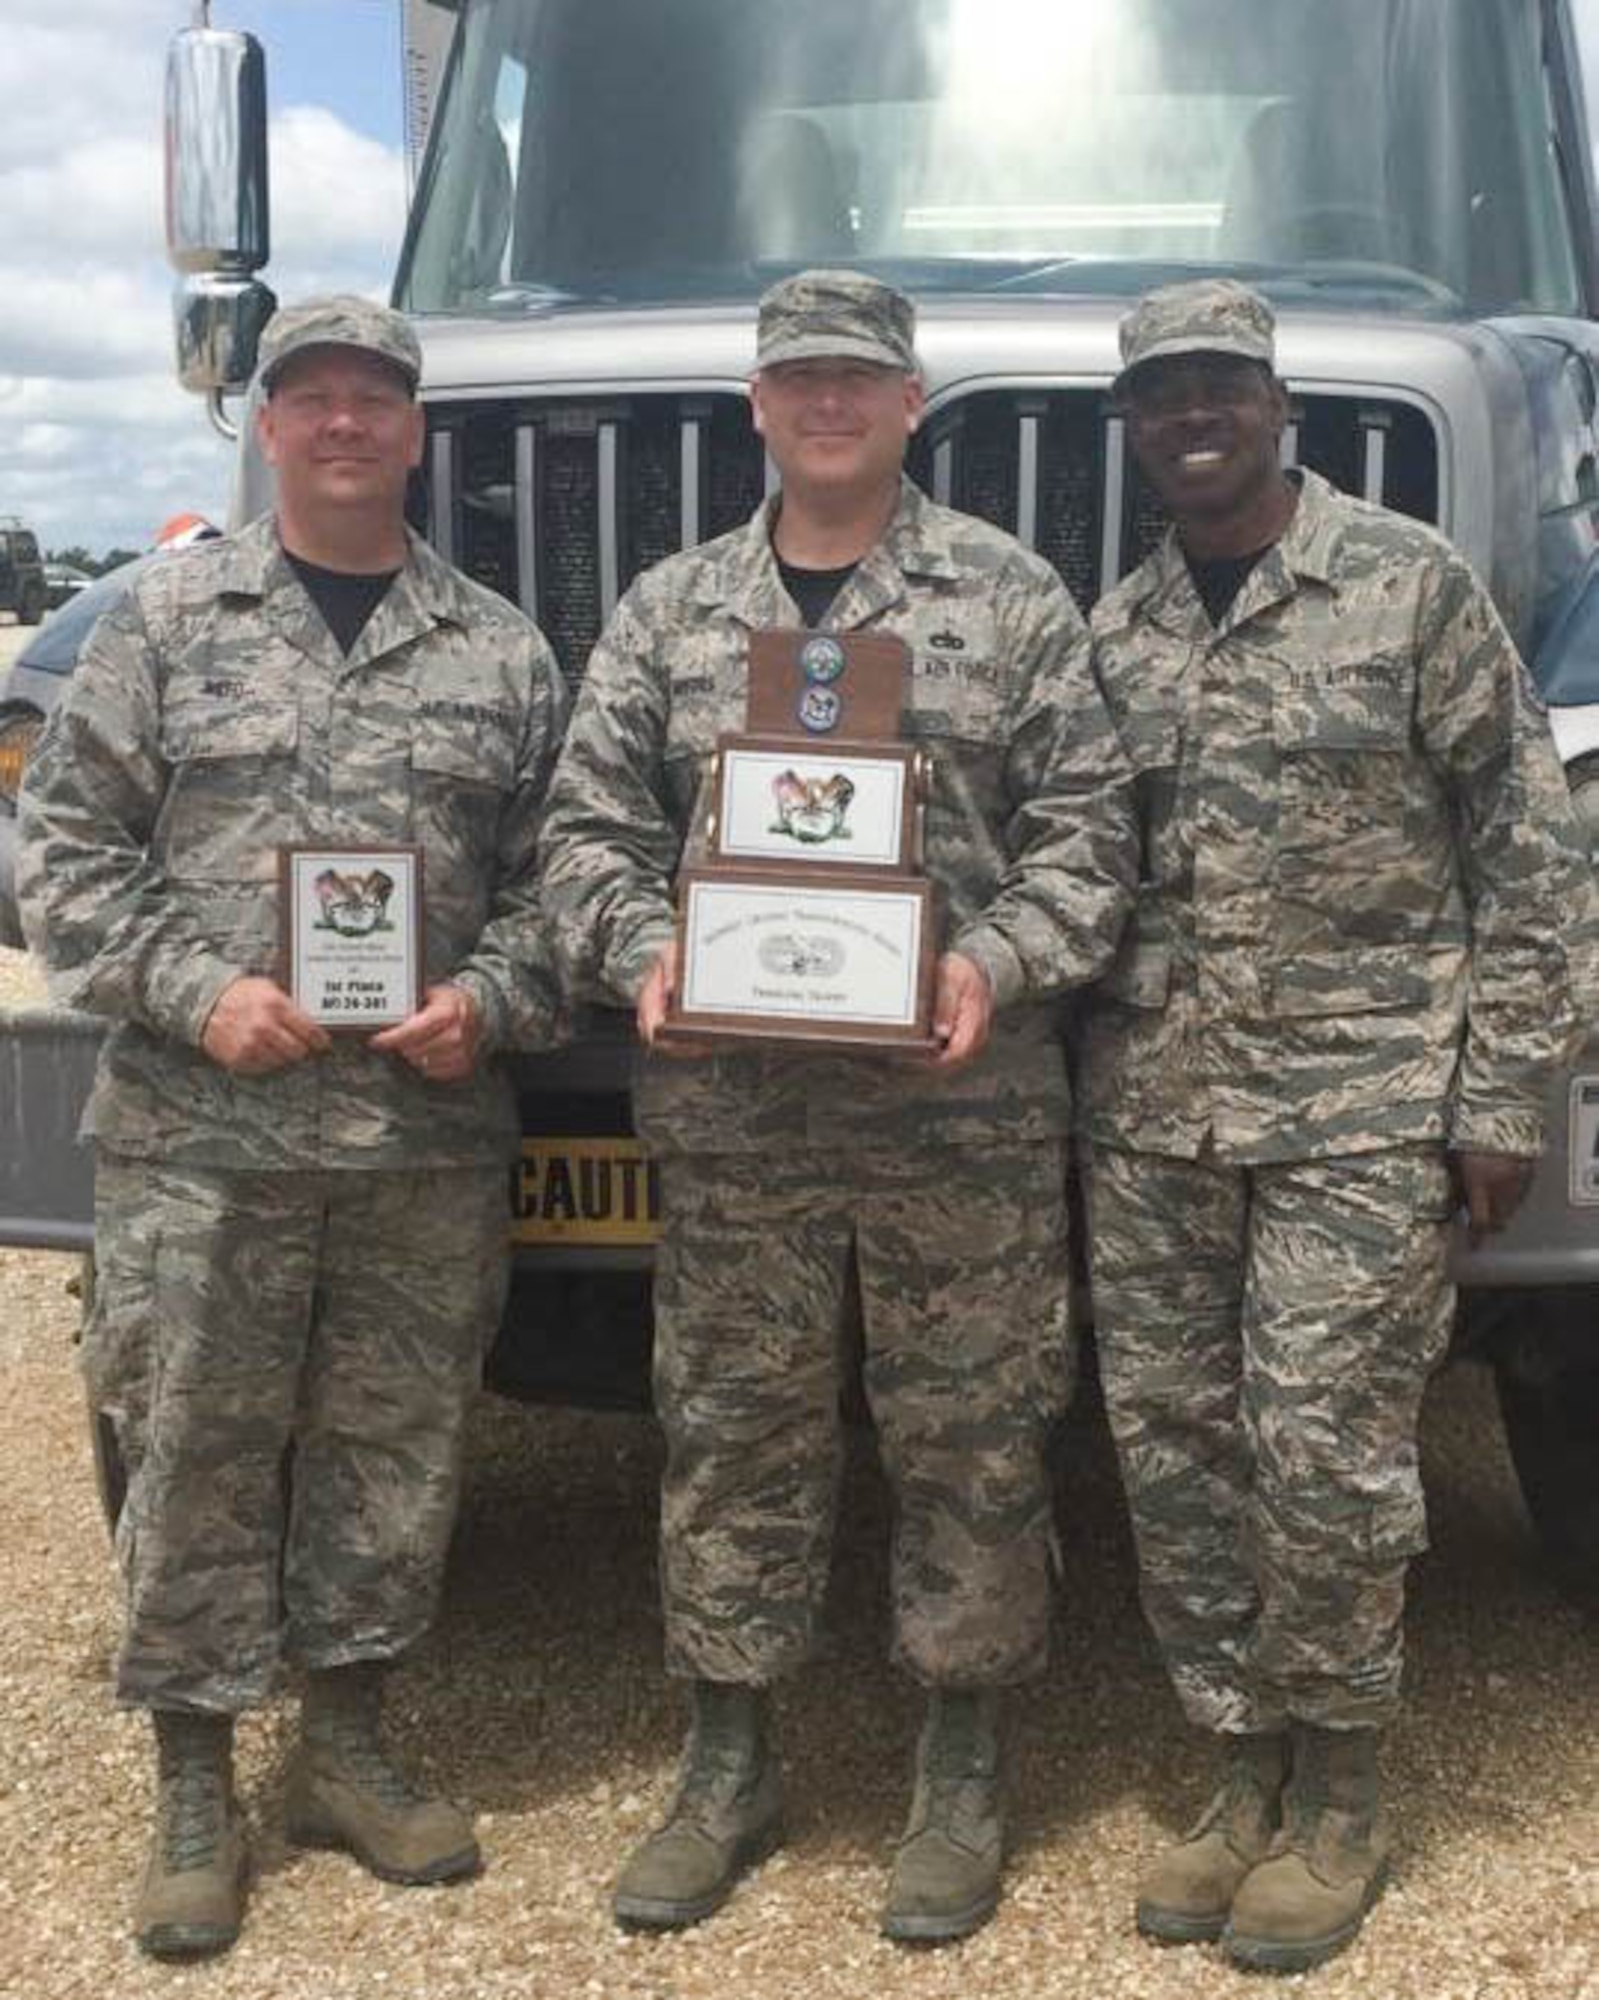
[760,933,847,979]
[800,636,846,684]
[772,770,855,846]
[797,685,842,733]
[313,866,396,938]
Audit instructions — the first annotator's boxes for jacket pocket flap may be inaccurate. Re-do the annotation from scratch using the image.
[161,701,298,762]
[1270,943,1435,1016]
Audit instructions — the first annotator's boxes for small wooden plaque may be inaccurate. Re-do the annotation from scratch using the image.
[278,842,425,1031]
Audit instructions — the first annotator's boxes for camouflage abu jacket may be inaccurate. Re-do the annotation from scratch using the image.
[1083,469,1588,1164]
[540,478,1138,1154]
[18,517,568,1170]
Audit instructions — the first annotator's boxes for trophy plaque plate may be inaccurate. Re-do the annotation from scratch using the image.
[671,868,936,1046]
[712,736,921,870]
[279,843,424,1030]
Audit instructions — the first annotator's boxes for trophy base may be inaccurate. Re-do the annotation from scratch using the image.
[655,1012,942,1057]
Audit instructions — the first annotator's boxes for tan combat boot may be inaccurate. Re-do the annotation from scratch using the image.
[613,1682,783,1930]
[136,1710,248,1960]
[1224,1723,1389,1973]
[286,1663,480,1884]
[881,1690,1004,1944]
[1136,1731,1289,1944]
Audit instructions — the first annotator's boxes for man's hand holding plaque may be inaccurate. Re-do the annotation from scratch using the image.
[201,975,332,1075]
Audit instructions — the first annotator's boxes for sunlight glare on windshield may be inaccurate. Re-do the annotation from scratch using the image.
[915,0,1219,260]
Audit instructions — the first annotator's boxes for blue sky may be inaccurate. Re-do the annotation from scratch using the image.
[215,0,403,152]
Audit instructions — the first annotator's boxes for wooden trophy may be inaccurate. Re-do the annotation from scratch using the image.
[659,630,939,1052]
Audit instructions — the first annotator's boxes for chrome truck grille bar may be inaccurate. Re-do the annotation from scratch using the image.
[420,387,1439,680]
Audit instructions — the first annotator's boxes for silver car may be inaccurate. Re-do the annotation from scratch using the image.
[0,559,149,947]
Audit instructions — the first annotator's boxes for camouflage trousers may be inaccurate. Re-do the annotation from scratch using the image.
[653,1144,1074,1688]
[89,1154,510,1712]
[1087,1142,1454,1733]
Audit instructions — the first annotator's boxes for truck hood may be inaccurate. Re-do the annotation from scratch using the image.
[410,295,1502,408]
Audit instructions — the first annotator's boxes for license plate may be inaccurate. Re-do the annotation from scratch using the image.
[1568,1077,1599,1205]
[514,1137,661,1245]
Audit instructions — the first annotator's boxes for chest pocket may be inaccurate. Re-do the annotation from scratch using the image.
[410,712,518,792]
[1269,654,1434,964]
[156,698,300,883]
[160,698,299,765]
[663,653,744,842]
[1270,660,1413,755]
[663,652,741,773]
[904,599,1008,746]
[907,660,1008,746]
[408,713,519,914]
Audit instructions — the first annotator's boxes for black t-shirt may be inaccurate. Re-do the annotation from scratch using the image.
[286,551,399,655]
[1184,545,1272,627]
[777,557,858,630]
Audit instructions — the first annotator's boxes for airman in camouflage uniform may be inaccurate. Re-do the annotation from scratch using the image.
[540,270,1138,1941]
[18,296,567,1958]
[1083,278,1589,1972]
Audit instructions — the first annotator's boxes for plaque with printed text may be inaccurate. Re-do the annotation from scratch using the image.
[279,843,424,1030]
[660,631,940,1051]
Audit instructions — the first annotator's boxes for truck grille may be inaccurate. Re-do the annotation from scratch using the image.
[421,387,1439,678]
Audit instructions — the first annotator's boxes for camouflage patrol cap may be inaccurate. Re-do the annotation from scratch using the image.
[257,294,423,393]
[1114,278,1276,393]
[755,269,918,373]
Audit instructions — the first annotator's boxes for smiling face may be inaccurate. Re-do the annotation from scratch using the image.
[749,357,924,507]
[1121,352,1293,551]
[257,345,424,560]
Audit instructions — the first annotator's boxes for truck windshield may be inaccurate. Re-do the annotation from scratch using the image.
[397,0,1580,317]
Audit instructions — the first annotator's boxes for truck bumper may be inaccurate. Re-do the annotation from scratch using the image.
[5,1010,1598,1293]
[0,1006,99,1249]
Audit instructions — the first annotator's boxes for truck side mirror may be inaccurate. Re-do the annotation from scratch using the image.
[165,25,276,400]
[174,272,279,401]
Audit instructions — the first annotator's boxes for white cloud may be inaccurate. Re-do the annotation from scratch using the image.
[0,13,176,176]
[272,107,408,270]
[0,5,404,557]
[0,274,173,382]
[1578,5,1599,133]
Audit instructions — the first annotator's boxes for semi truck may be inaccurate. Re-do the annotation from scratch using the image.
[3,0,1599,1583]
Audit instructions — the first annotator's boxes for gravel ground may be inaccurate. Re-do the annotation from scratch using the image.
[2,938,1597,1998]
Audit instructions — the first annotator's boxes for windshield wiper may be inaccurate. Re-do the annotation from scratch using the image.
[985,256,1462,308]
[985,258,1085,291]
[986,258,1236,297]
[1276,261,1462,308]
[477,281,598,312]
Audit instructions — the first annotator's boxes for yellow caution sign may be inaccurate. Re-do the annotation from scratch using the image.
[514,1137,661,1245]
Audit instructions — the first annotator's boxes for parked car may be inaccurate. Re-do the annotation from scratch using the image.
[0,558,152,947]
[42,563,93,611]
[0,520,47,627]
